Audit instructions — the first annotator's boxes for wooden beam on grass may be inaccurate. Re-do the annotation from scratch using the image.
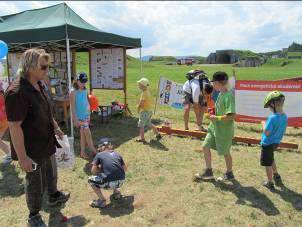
[156,126,299,150]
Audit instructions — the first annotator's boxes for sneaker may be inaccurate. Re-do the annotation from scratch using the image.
[28,214,46,227]
[194,168,214,181]
[2,154,12,165]
[48,191,70,206]
[273,174,283,187]
[217,171,235,182]
[90,199,106,208]
[156,134,162,141]
[262,181,275,191]
[110,191,122,201]
[198,125,208,132]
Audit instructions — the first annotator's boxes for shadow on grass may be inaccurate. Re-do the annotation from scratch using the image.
[43,201,90,226]
[0,163,24,198]
[148,139,169,151]
[100,195,134,218]
[211,179,280,216]
[72,115,163,156]
[83,162,93,176]
[275,185,302,212]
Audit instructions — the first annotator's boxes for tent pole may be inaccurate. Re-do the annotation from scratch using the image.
[139,47,142,74]
[66,37,74,138]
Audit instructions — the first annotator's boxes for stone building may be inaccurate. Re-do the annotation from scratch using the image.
[206,50,240,64]
[206,49,263,67]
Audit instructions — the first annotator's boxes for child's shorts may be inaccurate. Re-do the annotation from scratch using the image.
[202,130,232,156]
[79,115,90,129]
[261,144,278,166]
[138,111,152,128]
[88,175,125,189]
[183,92,193,105]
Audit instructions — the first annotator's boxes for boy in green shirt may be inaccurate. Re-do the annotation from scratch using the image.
[194,71,236,181]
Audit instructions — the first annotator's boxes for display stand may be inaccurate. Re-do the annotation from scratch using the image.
[89,47,132,117]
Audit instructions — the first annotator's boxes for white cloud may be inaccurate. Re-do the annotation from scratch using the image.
[1,1,302,57]
[0,2,21,15]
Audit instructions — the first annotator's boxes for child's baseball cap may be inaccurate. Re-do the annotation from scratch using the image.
[211,71,228,82]
[97,137,112,148]
[137,77,150,87]
[77,72,88,83]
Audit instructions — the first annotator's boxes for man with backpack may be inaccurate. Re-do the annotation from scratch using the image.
[182,69,213,131]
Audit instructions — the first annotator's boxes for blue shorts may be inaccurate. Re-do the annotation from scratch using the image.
[79,115,90,129]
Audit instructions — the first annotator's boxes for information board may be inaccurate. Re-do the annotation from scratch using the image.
[90,48,125,90]
[235,80,302,127]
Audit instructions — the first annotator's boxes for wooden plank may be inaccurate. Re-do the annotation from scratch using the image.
[156,126,299,150]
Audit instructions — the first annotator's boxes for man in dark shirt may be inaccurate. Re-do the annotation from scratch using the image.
[5,49,70,227]
[88,138,127,208]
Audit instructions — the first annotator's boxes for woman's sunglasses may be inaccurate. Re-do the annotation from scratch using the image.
[40,65,49,71]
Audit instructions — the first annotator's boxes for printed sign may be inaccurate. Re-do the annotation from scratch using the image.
[158,77,184,109]
[90,48,125,90]
[235,80,302,127]
[7,53,23,79]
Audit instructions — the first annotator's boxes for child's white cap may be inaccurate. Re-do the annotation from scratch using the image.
[137,77,150,87]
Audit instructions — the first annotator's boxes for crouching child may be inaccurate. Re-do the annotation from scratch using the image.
[260,91,287,190]
[88,138,127,208]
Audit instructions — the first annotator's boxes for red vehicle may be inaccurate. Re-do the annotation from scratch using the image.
[176,58,195,66]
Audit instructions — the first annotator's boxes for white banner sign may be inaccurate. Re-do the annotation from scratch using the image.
[235,80,302,127]
[90,48,125,90]
[158,77,184,109]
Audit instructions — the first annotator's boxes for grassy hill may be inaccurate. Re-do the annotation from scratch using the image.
[288,52,302,57]
[234,50,263,59]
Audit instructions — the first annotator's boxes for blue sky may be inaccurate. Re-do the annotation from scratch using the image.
[1,1,302,57]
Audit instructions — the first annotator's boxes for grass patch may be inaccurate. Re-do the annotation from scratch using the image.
[1,53,302,226]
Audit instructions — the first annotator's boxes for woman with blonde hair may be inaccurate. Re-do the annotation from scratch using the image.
[5,48,69,227]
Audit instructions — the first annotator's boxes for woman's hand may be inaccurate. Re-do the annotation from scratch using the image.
[19,155,34,172]
[55,127,64,140]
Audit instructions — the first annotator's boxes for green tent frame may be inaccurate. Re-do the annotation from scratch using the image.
[0,3,142,138]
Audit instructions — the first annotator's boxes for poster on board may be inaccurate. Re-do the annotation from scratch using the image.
[157,77,184,109]
[235,80,302,127]
[7,53,23,79]
[90,48,125,90]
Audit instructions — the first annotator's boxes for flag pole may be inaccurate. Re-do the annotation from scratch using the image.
[154,76,162,115]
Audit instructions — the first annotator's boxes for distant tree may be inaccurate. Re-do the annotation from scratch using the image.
[288,42,302,52]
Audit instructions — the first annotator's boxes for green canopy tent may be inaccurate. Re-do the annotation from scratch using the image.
[0,2,142,138]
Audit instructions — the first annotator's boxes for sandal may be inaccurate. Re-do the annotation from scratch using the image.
[90,199,106,208]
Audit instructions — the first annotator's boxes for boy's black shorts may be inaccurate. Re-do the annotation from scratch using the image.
[260,143,278,166]
[183,92,206,107]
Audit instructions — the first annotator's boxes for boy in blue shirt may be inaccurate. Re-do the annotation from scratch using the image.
[261,91,288,190]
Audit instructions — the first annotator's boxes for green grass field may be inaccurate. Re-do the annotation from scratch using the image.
[1,54,302,226]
